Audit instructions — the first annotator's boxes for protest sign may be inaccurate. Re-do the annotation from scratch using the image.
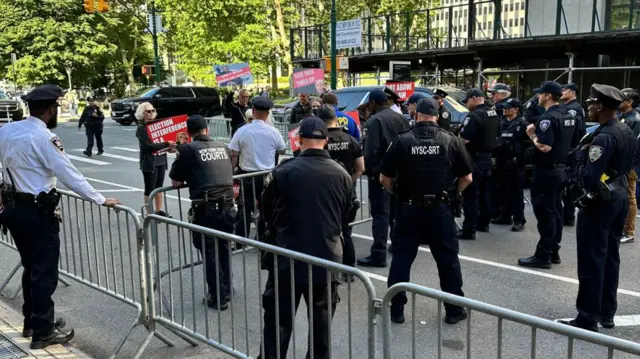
[214,63,254,87]
[293,68,326,95]
[287,122,301,152]
[385,81,415,101]
[345,110,360,127]
[145,114,189,155]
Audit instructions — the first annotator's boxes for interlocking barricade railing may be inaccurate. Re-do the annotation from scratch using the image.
[206,117,233,143]
[144,214,378,359]
[382,283,640,359]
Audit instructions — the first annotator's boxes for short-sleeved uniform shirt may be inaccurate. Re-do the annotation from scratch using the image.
[228,119,286,171]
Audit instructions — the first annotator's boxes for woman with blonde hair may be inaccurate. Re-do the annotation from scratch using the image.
[134,102,176,216]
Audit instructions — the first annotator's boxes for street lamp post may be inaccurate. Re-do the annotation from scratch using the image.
[330,0,337,90]
[151,1,161,85]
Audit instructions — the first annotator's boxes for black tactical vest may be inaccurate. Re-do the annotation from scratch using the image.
[467,104,500,153]
[550,107,576,162]
[396,123,453,201]
[326,128,357,175]
[186,138,234,199]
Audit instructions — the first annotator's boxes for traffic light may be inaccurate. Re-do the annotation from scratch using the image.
[83,0,94,13]
[97,0,109,12]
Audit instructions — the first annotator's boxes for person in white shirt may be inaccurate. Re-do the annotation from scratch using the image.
[0,85,119,350]
[228,97,286,240]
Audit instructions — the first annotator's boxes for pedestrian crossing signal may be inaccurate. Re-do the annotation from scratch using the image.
[83,0,94,13]
[97,0,109,12]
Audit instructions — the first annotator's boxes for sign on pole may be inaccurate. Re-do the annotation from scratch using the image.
[389,61,412,82]
[148,13,164,33]
[335,19,362,50]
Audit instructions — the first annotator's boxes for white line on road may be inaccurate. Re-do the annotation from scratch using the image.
[72,149,138,162]
[66,154,111,166]
[351,233,640,298]
[556,315,640,327]
[110,146,139,152]
[84,177,191,203]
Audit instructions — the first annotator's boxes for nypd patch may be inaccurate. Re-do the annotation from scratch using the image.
[442,112,449,119]
[526,102,532,109]
[463,117,470,126]
[539,120,551,131]
[51,137,64,152]
[568,109,577,117]
[589,145,604,162]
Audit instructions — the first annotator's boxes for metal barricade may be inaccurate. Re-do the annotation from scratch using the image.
[382,283,640,359]
[144,213,378,359]
[206,117,233,142]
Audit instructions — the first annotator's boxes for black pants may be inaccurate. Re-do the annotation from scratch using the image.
[368,175,390,259]
[191,202,235,299]
[260,271,339,359]
[495,164,526,223]
[235,172,265,240]
[142,165,166,197]
[531,167,566,257]
[85,124,104,153]
[575,189,628,326]
[388,203,464,316]
[563,168,577,223]
[4,204,60,340]
[462,158,492,231]
[342,183,358,265]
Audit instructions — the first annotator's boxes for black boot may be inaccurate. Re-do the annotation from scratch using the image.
[357,255,387,268]
[599,317,615,329]
[444,308,468,325]
[390,305,405,324]
[558,318,598,332]
[564,218,575,227]
[551,252,561,265]
[511,222,525,232]
[455,229,475,240]
[491,216,513,225]
[517,255,552,269]
[30,328,75,349]
[23,318,66,338]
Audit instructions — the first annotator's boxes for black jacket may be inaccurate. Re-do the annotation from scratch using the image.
[291,102,312,124]
[135,124,169,172]
[78,105,104,128]
[228,102,248,136]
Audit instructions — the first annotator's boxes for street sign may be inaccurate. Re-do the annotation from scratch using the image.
[335,19,362,50]
[389,61,412,82]
[148,13,165,33]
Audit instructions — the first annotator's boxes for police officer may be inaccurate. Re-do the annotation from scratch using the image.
[489,83,512,119]
[558,84,635,332]
[518,81,576,269]
[78,96,105,157]
[561,83,587,227]
[405,93,427,125]
[523,96,544,125]
[358,90,411,267]
[320,93,361,141]
[433,88,452,130]
[456,88,500,240]
[317,105,365,264]
[619,88,640,243]
[259,116,352,359]
[491,99,528,231]
[379,97,473,324]
[0,85,119,349]
[168,115,236,310]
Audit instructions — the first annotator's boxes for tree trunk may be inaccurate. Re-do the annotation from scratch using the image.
[269,24,280,92]
[65,66,72,90]
[273,0,293,75]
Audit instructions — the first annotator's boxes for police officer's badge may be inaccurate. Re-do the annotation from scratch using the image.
[568,109,577,117]
[362,128,368,139]
[442,112,449,119]
[589,145,604,162]
[51,137,64,152]
[539,120,551,131]
[526,102,532,109]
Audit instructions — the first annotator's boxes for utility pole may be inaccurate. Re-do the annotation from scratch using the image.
[11,53,17,95]
[151,1,161,85]
[330,0,337,89]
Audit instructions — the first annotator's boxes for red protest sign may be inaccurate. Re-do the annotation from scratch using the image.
[145,114,190,155]
[233,182,240,200]
[385,81,415,101]
[345,110,360,127]
[287,123,301,152]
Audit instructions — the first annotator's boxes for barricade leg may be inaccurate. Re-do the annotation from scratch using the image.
[59,276,72,286]
[0,261,21,295]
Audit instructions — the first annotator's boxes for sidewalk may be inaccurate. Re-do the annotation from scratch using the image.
[0,300,93,359]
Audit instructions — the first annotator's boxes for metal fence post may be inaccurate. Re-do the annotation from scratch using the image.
[405,12,411,50]
[555,0,563,35]
[385,15,391,51]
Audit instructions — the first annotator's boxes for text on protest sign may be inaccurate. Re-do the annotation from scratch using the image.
[146,114,189,155]
[385,81,415,101]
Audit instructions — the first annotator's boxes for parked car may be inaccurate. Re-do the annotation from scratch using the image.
[110,86,222,126]
[0,92,24,126]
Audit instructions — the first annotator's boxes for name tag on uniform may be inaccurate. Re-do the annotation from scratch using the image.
[564,119,575,127]
[327,141,349,151]
[487,110,497,117]
[199,148,228,161]
[411,145,440,155]
[501,133,514,137]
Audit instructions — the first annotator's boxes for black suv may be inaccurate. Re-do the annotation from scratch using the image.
[110,86,222,125]
[0,92,24,126]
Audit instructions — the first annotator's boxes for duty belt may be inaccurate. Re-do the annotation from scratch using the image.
[605,177,626,192]
[535,162,566,170]
[402,191,450,208]
[10,190,60,209]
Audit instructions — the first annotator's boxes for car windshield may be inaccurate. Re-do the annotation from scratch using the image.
[0,93,8,99]
[334,91,369,112]
[136,88,158,98]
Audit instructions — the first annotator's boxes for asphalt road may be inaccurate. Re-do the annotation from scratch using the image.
[0,119,639,358]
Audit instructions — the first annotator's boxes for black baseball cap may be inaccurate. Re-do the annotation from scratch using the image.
[534,81,563,97]
[562,83,578,92]
[316,105,337,122]
[502,98,522,109]
[186,115,208,133]
[462,88,484,103]
[404,93,426,105]
[489,83,511,92]
[299,116,328,139]
[415,97,440,116]
[368,90,389,105]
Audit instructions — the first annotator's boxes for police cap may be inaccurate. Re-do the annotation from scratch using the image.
[316,105,337,122]
[383,87,401,102]
[368,90,388,105]
[562,83,578,92]
[433,88,448,98]
[502,98,521,109]
[404,93,426,105]
[621,88,640,104]
[489,83,511,92]
[22,84,63,107]
[299,116,328,139]
[187,115,208,133]
[534,81,563,97]
[586,84,627,109]
[462,88,484,103]
[415,97,440,116]
[251,97,273,111]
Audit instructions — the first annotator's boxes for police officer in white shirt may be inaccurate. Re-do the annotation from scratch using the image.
[228,97,286,240]
[0,85,119,350]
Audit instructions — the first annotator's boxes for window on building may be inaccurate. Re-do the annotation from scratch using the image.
[521,1,526,10]
[489,6,493,14]
[489,21,493,29]
[509,18,513,27]
[437,13,440,21]
[483,21,486,30]
[510,3,514,11]
[521,17,525,26]
[455,10,458,18]
[478,7,482,15]
[446,12,449,20]
[504,4,508,12]
[514,18,518,26]
[463,24,467,31]
[464,9,468,17]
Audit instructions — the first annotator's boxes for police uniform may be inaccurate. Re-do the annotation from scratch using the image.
[433,88,452,131]
[404,93,426,126]
[358,90,411,267]
[379,98,472,324]
[78,97,105,157]
[559,84,635,332]
[491,99,528,231]
[457,88,500,240]
[490,83,512,120]
[168,115,236,310]
[518,81,576,269]
[620,89,640,242]
[561,83,587,226]
[523,96,544,125]
[259,117,352,359]
[0,85,109,348]
[488,83,511,218]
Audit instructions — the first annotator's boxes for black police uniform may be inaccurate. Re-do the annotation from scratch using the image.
[620,108,640,139]
[562,98,587,226]
[169,122,236,310]
[519,86,576,268]
[359,92,411,266]
[259,117,352,359]
[458,101,500,238]
[523,97,544,125]
[380,107,473,323]
[434,89,452,130]
[560,84,635,331]
[492,101,528,229]
[78,99,105,156]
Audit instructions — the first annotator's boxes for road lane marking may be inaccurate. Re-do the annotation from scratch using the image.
[66,154,111,166]
[556,315,640,327]
[84,177,191,203]
[72,149,138,162]
[351,233,640,298]
[110,146,139,152]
